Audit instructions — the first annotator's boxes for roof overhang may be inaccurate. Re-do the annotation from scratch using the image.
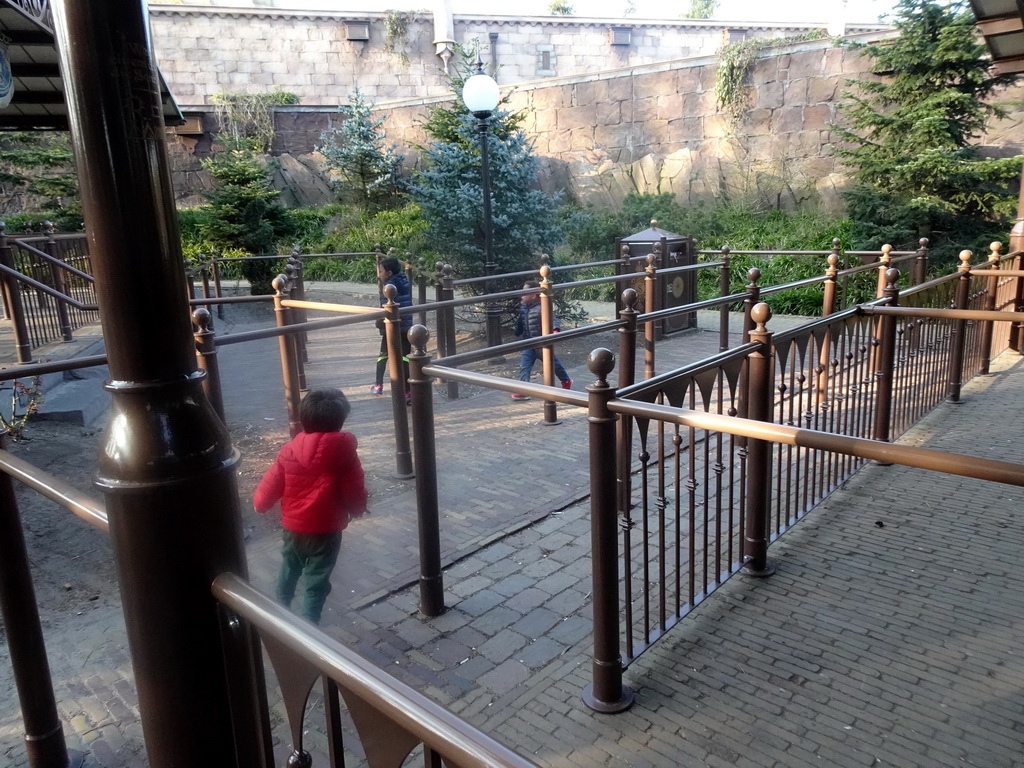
[971,0,1024,74]
[0,0,183,130]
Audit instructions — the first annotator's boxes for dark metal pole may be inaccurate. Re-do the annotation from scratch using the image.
[876,243,893,298]
[285,264,307,392]
[980,242,1001,375]
[742,267,761,344]
[475,115,504,354]
[384,284,414,479]
[872,269,900,447]
[416,255,428,328]
[442,265,459,400]
[0,223,35,364]
[914,237,929,287]
[741,303,776,578]
[643,254,656,380]
[616,289,639,520]
[192,308,225,423]
[581,348,634,714]
[948,250,973,403]
[718,245,731,352]
[273,275,302,437]
[408,325,444,616]
[44,223,73,342]
[0,440,72,768]
[539,264,560,425]
[50,2,266,765]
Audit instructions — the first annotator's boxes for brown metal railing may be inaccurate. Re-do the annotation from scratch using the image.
[0,225,98,360]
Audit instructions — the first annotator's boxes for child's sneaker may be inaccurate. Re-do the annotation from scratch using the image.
[561,379,573,390]
[511,392,530,400]
[370,384,383,395]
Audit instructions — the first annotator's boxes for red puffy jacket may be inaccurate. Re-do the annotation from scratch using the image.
[254,431,368,534]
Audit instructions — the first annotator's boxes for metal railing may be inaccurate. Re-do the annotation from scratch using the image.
[0,225,98,360]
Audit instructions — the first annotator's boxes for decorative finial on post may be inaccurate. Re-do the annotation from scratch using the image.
[750,302,772,334]
[539,263,550,281]
[587,348,615,389]
[885,267,900,290]
[826,253,839,276]
[990,241,1003,258]
[409,324,429,356]
[540,253,550,267]
[383,282,397,302]
[272,274,288,294]
[622,287,638,312]
[747,267,761,286]
[959,250,973,271]
[191,307,213,332]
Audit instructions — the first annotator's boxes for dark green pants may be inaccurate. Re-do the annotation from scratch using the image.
[276,529,343,625]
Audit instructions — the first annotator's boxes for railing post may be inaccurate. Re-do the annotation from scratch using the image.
[980,242,1002,375]
[200,261,212,315]
[44,223,73,342]
[192,308,225,423]
[948,250,973,403]
[914,237,929,286]
[822,241,839,317]
[616,288,639,523]
[285,263,308,392]
[384,283,415,479]
[408,325,444,616]
[742,267,761,343]
[614,240,627,317]
[433,261,448,358]
[718,245,731,352]
[1012,248,1024,354]
[273,275,302,437]
[582,348,634,714]
[0,223,34,364]
[51,2,266,762]
[875,243,893,298]
[872,269,900,448]
[539,262,561,426]
[417,255,428,328]
[643,253,657,380]
[442,264,459,400]
[0,439,71,768]
[742,303,776,578]
[653,239,665,342]
[211,253,225,321]
[289,246,309,364]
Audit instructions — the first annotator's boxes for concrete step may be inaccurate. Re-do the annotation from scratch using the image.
[31,365,110,427]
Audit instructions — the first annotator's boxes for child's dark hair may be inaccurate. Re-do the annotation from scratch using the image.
[299,388,350,433]
[380,256,402,276]
[523,279,540,290]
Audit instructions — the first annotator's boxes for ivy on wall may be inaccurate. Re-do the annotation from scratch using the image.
[384,10,415,65]
[715,31,828,125]
[210,90,299,153]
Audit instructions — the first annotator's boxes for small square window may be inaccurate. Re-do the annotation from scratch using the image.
[609,26,632,46]
[346,21,370,41]
[537,44,556,76]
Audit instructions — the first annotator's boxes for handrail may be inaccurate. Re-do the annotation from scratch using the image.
[0,449,108,531]
[211,573,540,768]
[607,399,1024,487]
[9,238,95,283]
[0,354,108,382]
[0,262,98,310]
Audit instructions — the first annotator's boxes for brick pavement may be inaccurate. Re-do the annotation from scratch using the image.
[0,283,1022,767]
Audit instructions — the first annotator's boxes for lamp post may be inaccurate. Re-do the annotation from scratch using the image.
[461,60,504,353]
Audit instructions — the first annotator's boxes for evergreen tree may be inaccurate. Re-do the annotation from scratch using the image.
[198,150,294,294]
[0,131,81,231]
[410,52,561,280]
[834,0,1022,262]
[317,88,404,212]
[548,1,573,14]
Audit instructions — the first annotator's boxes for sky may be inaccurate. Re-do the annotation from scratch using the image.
[275,0,902,25]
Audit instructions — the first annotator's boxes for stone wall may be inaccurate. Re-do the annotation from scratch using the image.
[148,4,872,105]
[163,35,1024,213]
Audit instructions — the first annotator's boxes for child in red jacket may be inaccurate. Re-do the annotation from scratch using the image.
[254,388,368,624]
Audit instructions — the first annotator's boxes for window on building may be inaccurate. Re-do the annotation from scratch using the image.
[537,44,556,76]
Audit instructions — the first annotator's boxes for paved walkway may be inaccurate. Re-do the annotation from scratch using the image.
[1,282,1022,767]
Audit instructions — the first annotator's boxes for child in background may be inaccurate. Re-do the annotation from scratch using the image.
[254,388,368,624]
[512,279,572,400]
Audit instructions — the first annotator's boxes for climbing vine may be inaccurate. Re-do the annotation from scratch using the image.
[210,90,299,153]
[0,375,43,442]
[715,31,827,124]
[383,10,415,64]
